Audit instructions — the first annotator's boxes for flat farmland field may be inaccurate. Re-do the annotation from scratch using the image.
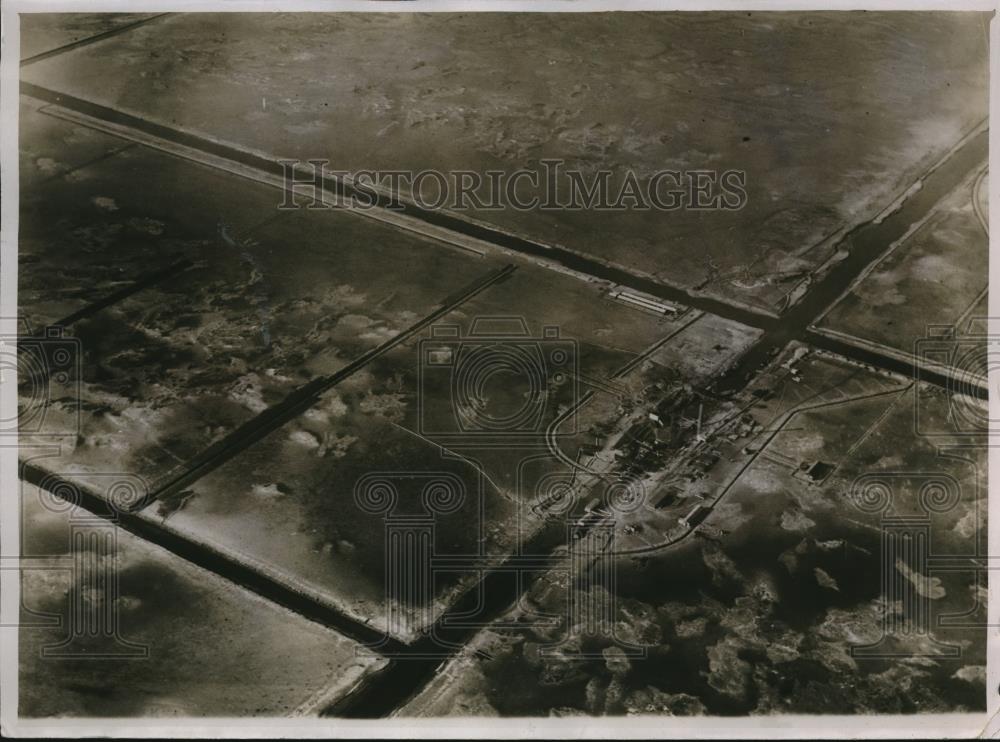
[21,12,988,314]
[19,139,506,492]
[131,269,761,641]
[815,167,988,361]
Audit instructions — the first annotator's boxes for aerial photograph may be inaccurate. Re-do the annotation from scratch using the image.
[5,6,992,734]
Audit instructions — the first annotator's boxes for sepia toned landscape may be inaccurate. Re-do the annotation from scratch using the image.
[10,9,991,724]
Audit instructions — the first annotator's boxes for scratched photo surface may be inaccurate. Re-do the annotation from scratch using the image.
[12,10,990,723]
